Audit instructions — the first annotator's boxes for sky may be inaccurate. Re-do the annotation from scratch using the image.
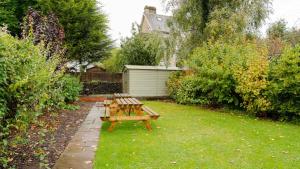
[100,0,300,46]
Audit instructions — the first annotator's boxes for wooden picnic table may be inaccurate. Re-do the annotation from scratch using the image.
[101,97,159,131]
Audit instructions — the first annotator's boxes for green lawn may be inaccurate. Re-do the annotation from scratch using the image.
[94,101,300,169]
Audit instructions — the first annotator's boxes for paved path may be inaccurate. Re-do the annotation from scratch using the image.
[53,102,103,169]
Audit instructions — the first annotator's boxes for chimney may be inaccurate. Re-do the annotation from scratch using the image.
[144,6,156,14]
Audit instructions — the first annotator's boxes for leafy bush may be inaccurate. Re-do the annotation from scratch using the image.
[0,29,82,167]
[267,45,300,119]
[102,48,124,72]
[59,75,82,103]
[233,46,271,114]
[168,40,300,121]
[167,71,185,100]
[0,30,64,166]
[179,41,258,106]
[43,75,82,111]
[175,75,209,104]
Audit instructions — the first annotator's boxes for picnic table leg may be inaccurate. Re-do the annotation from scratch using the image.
[144,120,152,131]
[135,106,143,116]
[108,121,116,132]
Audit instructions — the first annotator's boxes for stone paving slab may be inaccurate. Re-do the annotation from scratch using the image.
[53,102,103,169]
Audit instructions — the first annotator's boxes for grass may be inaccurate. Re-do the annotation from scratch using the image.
[94,101,300,169]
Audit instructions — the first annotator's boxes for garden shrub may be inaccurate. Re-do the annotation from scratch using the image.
[267,45,300,119]
[0,30,65,167]
[233,46,272,114]
[167,71,185,100]
[43,74,82,111]
[58,74,82,103]
[179,41,257,106]
[175,75,211,104]
[168,40,300,120]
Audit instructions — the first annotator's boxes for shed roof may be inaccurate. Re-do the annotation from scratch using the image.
[124,65,182,71]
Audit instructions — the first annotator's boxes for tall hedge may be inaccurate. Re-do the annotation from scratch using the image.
[0,30,82,167]
[268,45,300,119]
[168,41,300,120]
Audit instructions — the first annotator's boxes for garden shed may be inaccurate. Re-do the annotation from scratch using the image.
[123,65,182,97]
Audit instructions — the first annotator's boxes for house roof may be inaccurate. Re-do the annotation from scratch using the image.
[124,65,182,71]
[144,13,171,34]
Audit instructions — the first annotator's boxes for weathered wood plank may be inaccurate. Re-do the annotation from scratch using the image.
[142,106,160,120]
[132,98,143,105]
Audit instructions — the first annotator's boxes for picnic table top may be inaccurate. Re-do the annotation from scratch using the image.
[115,97,143,106]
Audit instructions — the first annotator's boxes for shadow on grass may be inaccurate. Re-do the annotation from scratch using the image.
[100,120,158,133]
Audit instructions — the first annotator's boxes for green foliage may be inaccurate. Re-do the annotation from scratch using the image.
[0,0,111,64]
[120,32,160,66]
[168,40,300,120]
[268,45,300,119]
[267,19,287,39]
[178,41,261,106]
[167,0,272,60]
[233,46,271,113]
[0,29,62,166]
[0,0,37,36]
[266,19,300,57]
[59,75,83,103]
[0,30,81,167]
[166,71,184,100]
[103,31,161,72]
[284,28,300,46]
[175,75,208,104]
[37,0,111,64]
[204,8,246,42]
[102,48,124,72]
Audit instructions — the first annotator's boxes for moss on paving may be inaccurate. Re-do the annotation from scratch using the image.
[94,101,300,169]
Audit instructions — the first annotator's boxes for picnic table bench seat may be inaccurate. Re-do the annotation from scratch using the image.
[142,106,160,120]
[103,100,112,106]
[101,100,112,121]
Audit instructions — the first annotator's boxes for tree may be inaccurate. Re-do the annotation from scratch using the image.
[267,19,287,39]
[37,0,111,65]
[266,19,300,57]
[119,31,161,66]
[0,0,37,36]
[166,0,272,58]
[103,28,162,72]
[285,28,300,46]
[22,8,65,59]
[102,48,124,72]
